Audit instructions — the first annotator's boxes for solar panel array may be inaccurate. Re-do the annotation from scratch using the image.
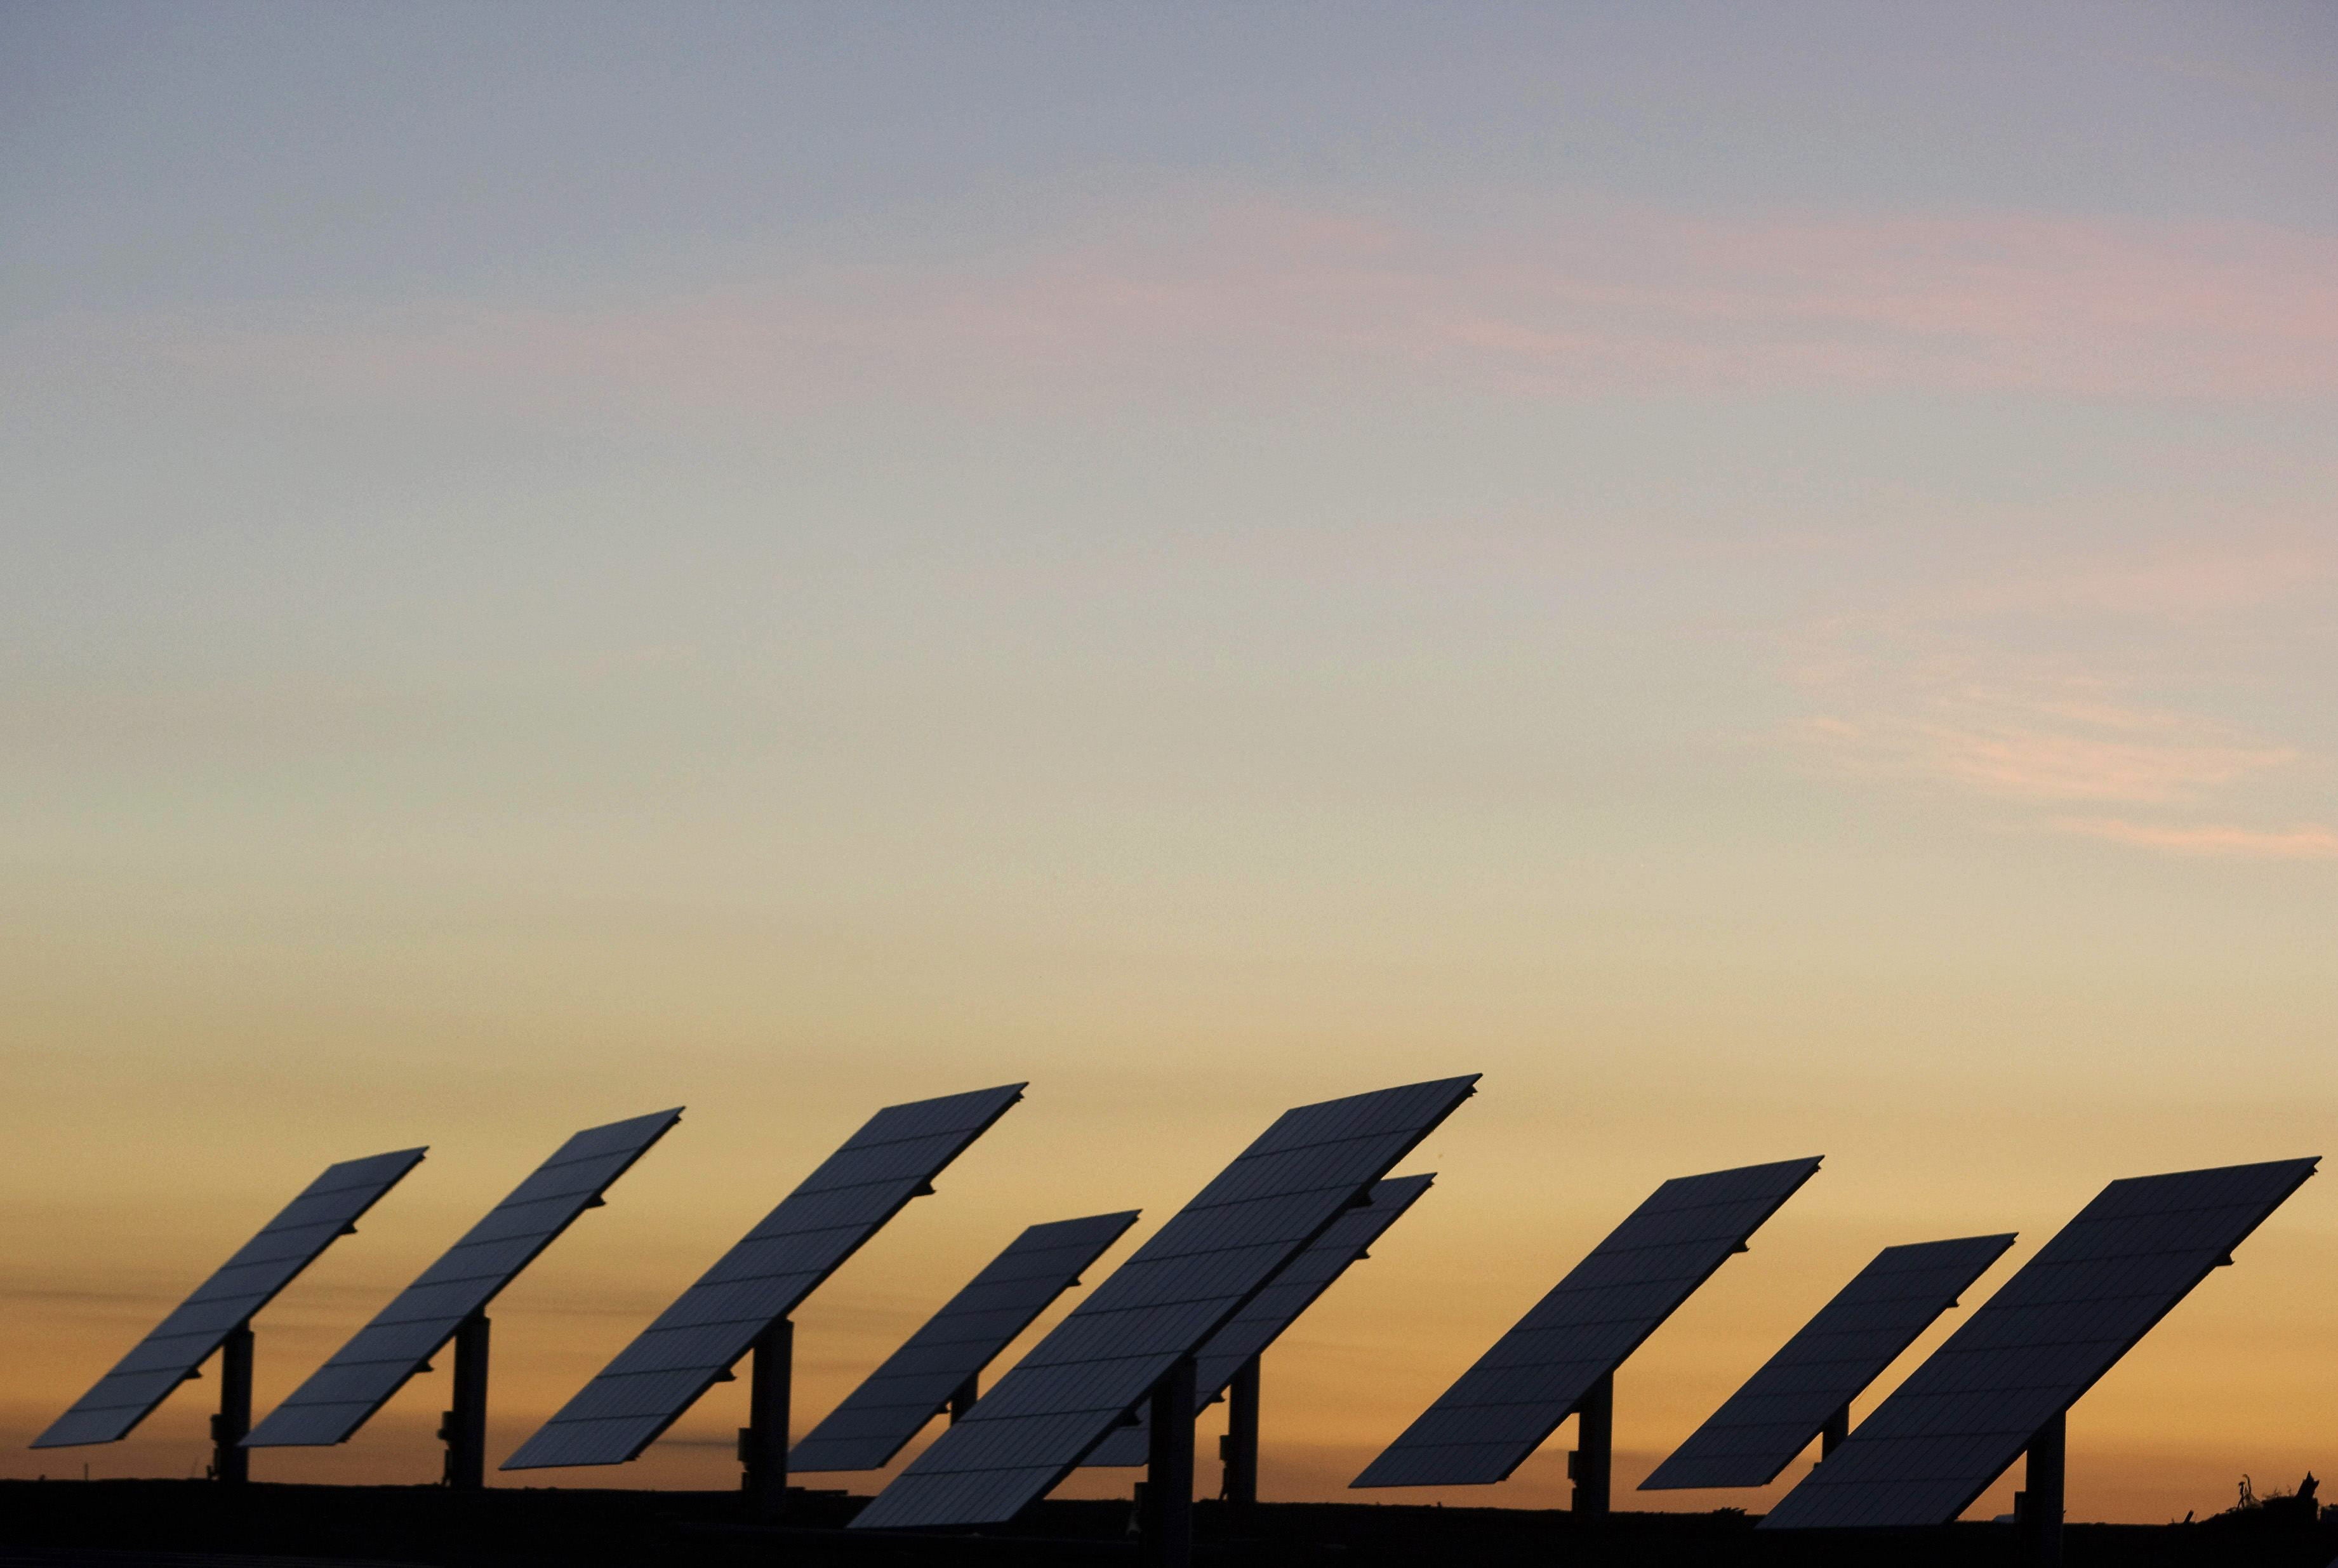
[1639,1232,2014,1491]
[243,1110,681,1447]
[1084,1171,1437,1467]
[789,1209,1140,1473]
[503,1084,1027,1471]
[1353,1156,1822,1489]
[1760,1158,2318,1531]
[34,1148,428,1449]
[849,1075,1481,1531]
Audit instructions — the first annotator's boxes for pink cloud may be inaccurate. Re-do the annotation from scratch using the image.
[2052,818,2338,860]
[29,190,2338,411]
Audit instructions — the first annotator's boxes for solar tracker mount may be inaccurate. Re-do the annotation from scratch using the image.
[501,1083,1028,1520]
[240,1108,681,1489]
[32,1145,428,1487]
[848,1075,1480,1548]
[1351,1155,1822,1513]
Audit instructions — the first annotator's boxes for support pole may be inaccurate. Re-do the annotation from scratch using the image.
[1141,1355,1197,1568]
[439,1313,489,1490]
[2021,1410,2066,1568]
[1570,1371,1612,1517]
[948,1372,979,1424]
[209,1322,253,1485]
[740,1319,792,1521]
[1819,1402,1850,1459]
[1219,1354,1259,1510]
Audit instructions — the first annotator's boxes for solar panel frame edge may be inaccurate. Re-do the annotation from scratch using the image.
[30,1145,431,1451]
[243,1110,681,1451]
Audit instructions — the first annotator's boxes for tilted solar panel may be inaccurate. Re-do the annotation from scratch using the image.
[1353,1156,1821,1489]
[789,1209,1139,1473]
[503,1084,1026,1470]
[1639,1232,2014,1491]
[848,1075,1480,1532]
[1760,1158,2318,1531]
[34,1148,428,1449]
[242,1109,680,1448]
[1084,1172,1437,1467]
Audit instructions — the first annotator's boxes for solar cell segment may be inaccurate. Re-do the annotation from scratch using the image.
[849,1075,1480,1532]
[1760,1157,2318,1532]
[1352,1156,1821,1489]
[788,1209,1139,1473]
[34,1148,427,1450]
[503,1084,1026,1471]
[1084,1171,1437,1468]
[242,1109,680,1448]
[1639,1232,2014,1491]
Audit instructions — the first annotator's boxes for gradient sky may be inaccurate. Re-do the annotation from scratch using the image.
[5,0,2335,1525]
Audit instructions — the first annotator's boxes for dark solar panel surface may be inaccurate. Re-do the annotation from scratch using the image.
[1761,1158,2318,1531]
[242,1110,680,1447]
[34,1148,428,1449]
[1352,1156,1822,1489]
[1085,1172,1436,1467]
[504,1084,1026,1470]
[1639,1233,2014,1491]
[849,1076,1480,1531]
[789,1209,1139,1473]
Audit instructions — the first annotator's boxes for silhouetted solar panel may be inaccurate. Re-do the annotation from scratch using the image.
[34,1148,427,1450]
[503,1084,1026,1471]
[1084,1171,1437,1468]
[788,1209,1139,1473]
[1760,1158,2318,1532]
[1352,1156,1821,1489]
[849,1076,1480,1531]
[1638,1232,2014,1491]
[242,1110,679,1448]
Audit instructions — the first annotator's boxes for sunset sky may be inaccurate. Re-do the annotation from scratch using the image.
[4,1,2334,1525]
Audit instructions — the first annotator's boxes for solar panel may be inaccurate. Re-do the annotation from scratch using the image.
[242,1109,680,1448]
[1638,1232,2014,1491]
[34,1148,428,1450]
[503,1083,1026,1471]
[1084,1172,1437,1468]
[788,1209,1140,1473]
[1760,1158,2318,1531]
[1352,1156,1821,1489]
[849,1075,1480,1531]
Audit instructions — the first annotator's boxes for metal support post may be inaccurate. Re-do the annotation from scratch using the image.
[740,1319,793,1520]
[1219,1355,1259,1510]
[1819,1402,1850,1458]
[209,1322,253,1485]
[1141,1355,1197,1568]
[2021,1410,2066,1568]
[1570,1371,1612,1517]
[439,1313,490,1490]
[948,1372,979,1423]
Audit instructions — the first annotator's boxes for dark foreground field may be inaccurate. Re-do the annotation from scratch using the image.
[3,1481,2333,1568]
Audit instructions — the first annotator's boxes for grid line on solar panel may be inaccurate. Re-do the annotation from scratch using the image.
[847,1078,1478,1531]
[1758,1159,2318,1532]
[789,1210,1139,1473]
[501,1084,1026,1472]
[1351,1157,1821,1490]
[1084,1172,1435,1468]
[33,1147,428,1449]
[240,1110,679,1449]
[1638,1233,2014,1491]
